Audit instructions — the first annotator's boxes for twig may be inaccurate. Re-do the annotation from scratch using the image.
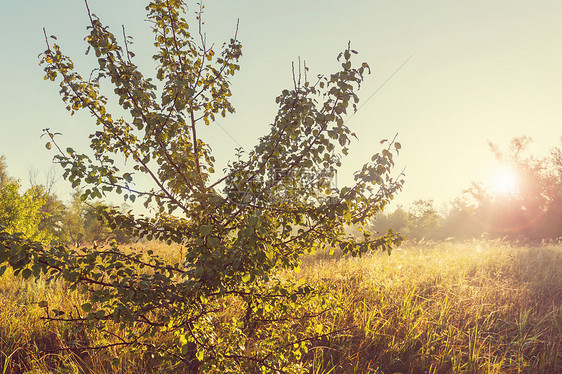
[84,0,94,25]
[122,25,132,64]
[346,51,416,123]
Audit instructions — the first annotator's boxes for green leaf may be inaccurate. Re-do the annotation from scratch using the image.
[81,303,92,312]
[53,309,65,317]
[199,225,213,236]
[9,244,22,257]
[21,268,32,279]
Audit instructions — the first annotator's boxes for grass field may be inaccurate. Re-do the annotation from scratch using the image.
[1,241,561,373]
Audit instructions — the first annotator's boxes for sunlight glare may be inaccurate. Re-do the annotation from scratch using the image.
[490,164,518,195]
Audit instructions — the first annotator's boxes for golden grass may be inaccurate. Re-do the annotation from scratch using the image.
[1,241,560,373]
[301,242,562,373]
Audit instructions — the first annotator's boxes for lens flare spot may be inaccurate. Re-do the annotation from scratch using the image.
[490,164,518,195]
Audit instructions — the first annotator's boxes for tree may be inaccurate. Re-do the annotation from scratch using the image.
[440,196,482,239]
[370,205,409,238]
[28,171,69,243]
[0,159,49,242]
[545,139,562,238]
[462,137,562,240]
[0,181,44,239]
[405,199,441,240]
[0,155,10,188]
[62,189,88,245]
[0,1,403,372]
[372,200,442,241]
[82,200,118,243]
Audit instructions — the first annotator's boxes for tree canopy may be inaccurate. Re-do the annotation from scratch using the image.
[0,0,404,371]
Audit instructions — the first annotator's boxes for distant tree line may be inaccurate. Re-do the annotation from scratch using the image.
[0,155,130,245]
[371,137,562,242]
[2,136,561,246]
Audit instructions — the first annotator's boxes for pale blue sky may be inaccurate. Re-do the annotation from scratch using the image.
[1,1,561,210]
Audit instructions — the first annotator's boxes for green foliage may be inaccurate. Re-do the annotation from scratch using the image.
[405,199,441,239]
[1,1,403,371]
[0,157,66,243]
[371,200,442,241]
[0,159,128,246]
[61,190,88,245]
[30,184,68,243]
[0,180,48,242]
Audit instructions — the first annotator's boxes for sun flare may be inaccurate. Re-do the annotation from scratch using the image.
[489,164,518,195]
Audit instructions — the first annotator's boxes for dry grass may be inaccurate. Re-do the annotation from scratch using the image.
[1,241,560,373]
[301,242,562,373]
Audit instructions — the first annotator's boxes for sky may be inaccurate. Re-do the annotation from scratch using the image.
[1,0,561,211]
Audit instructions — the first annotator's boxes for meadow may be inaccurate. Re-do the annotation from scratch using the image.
[1,241,560,373]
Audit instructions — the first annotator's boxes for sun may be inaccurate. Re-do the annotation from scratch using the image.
[489,163,518,195]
